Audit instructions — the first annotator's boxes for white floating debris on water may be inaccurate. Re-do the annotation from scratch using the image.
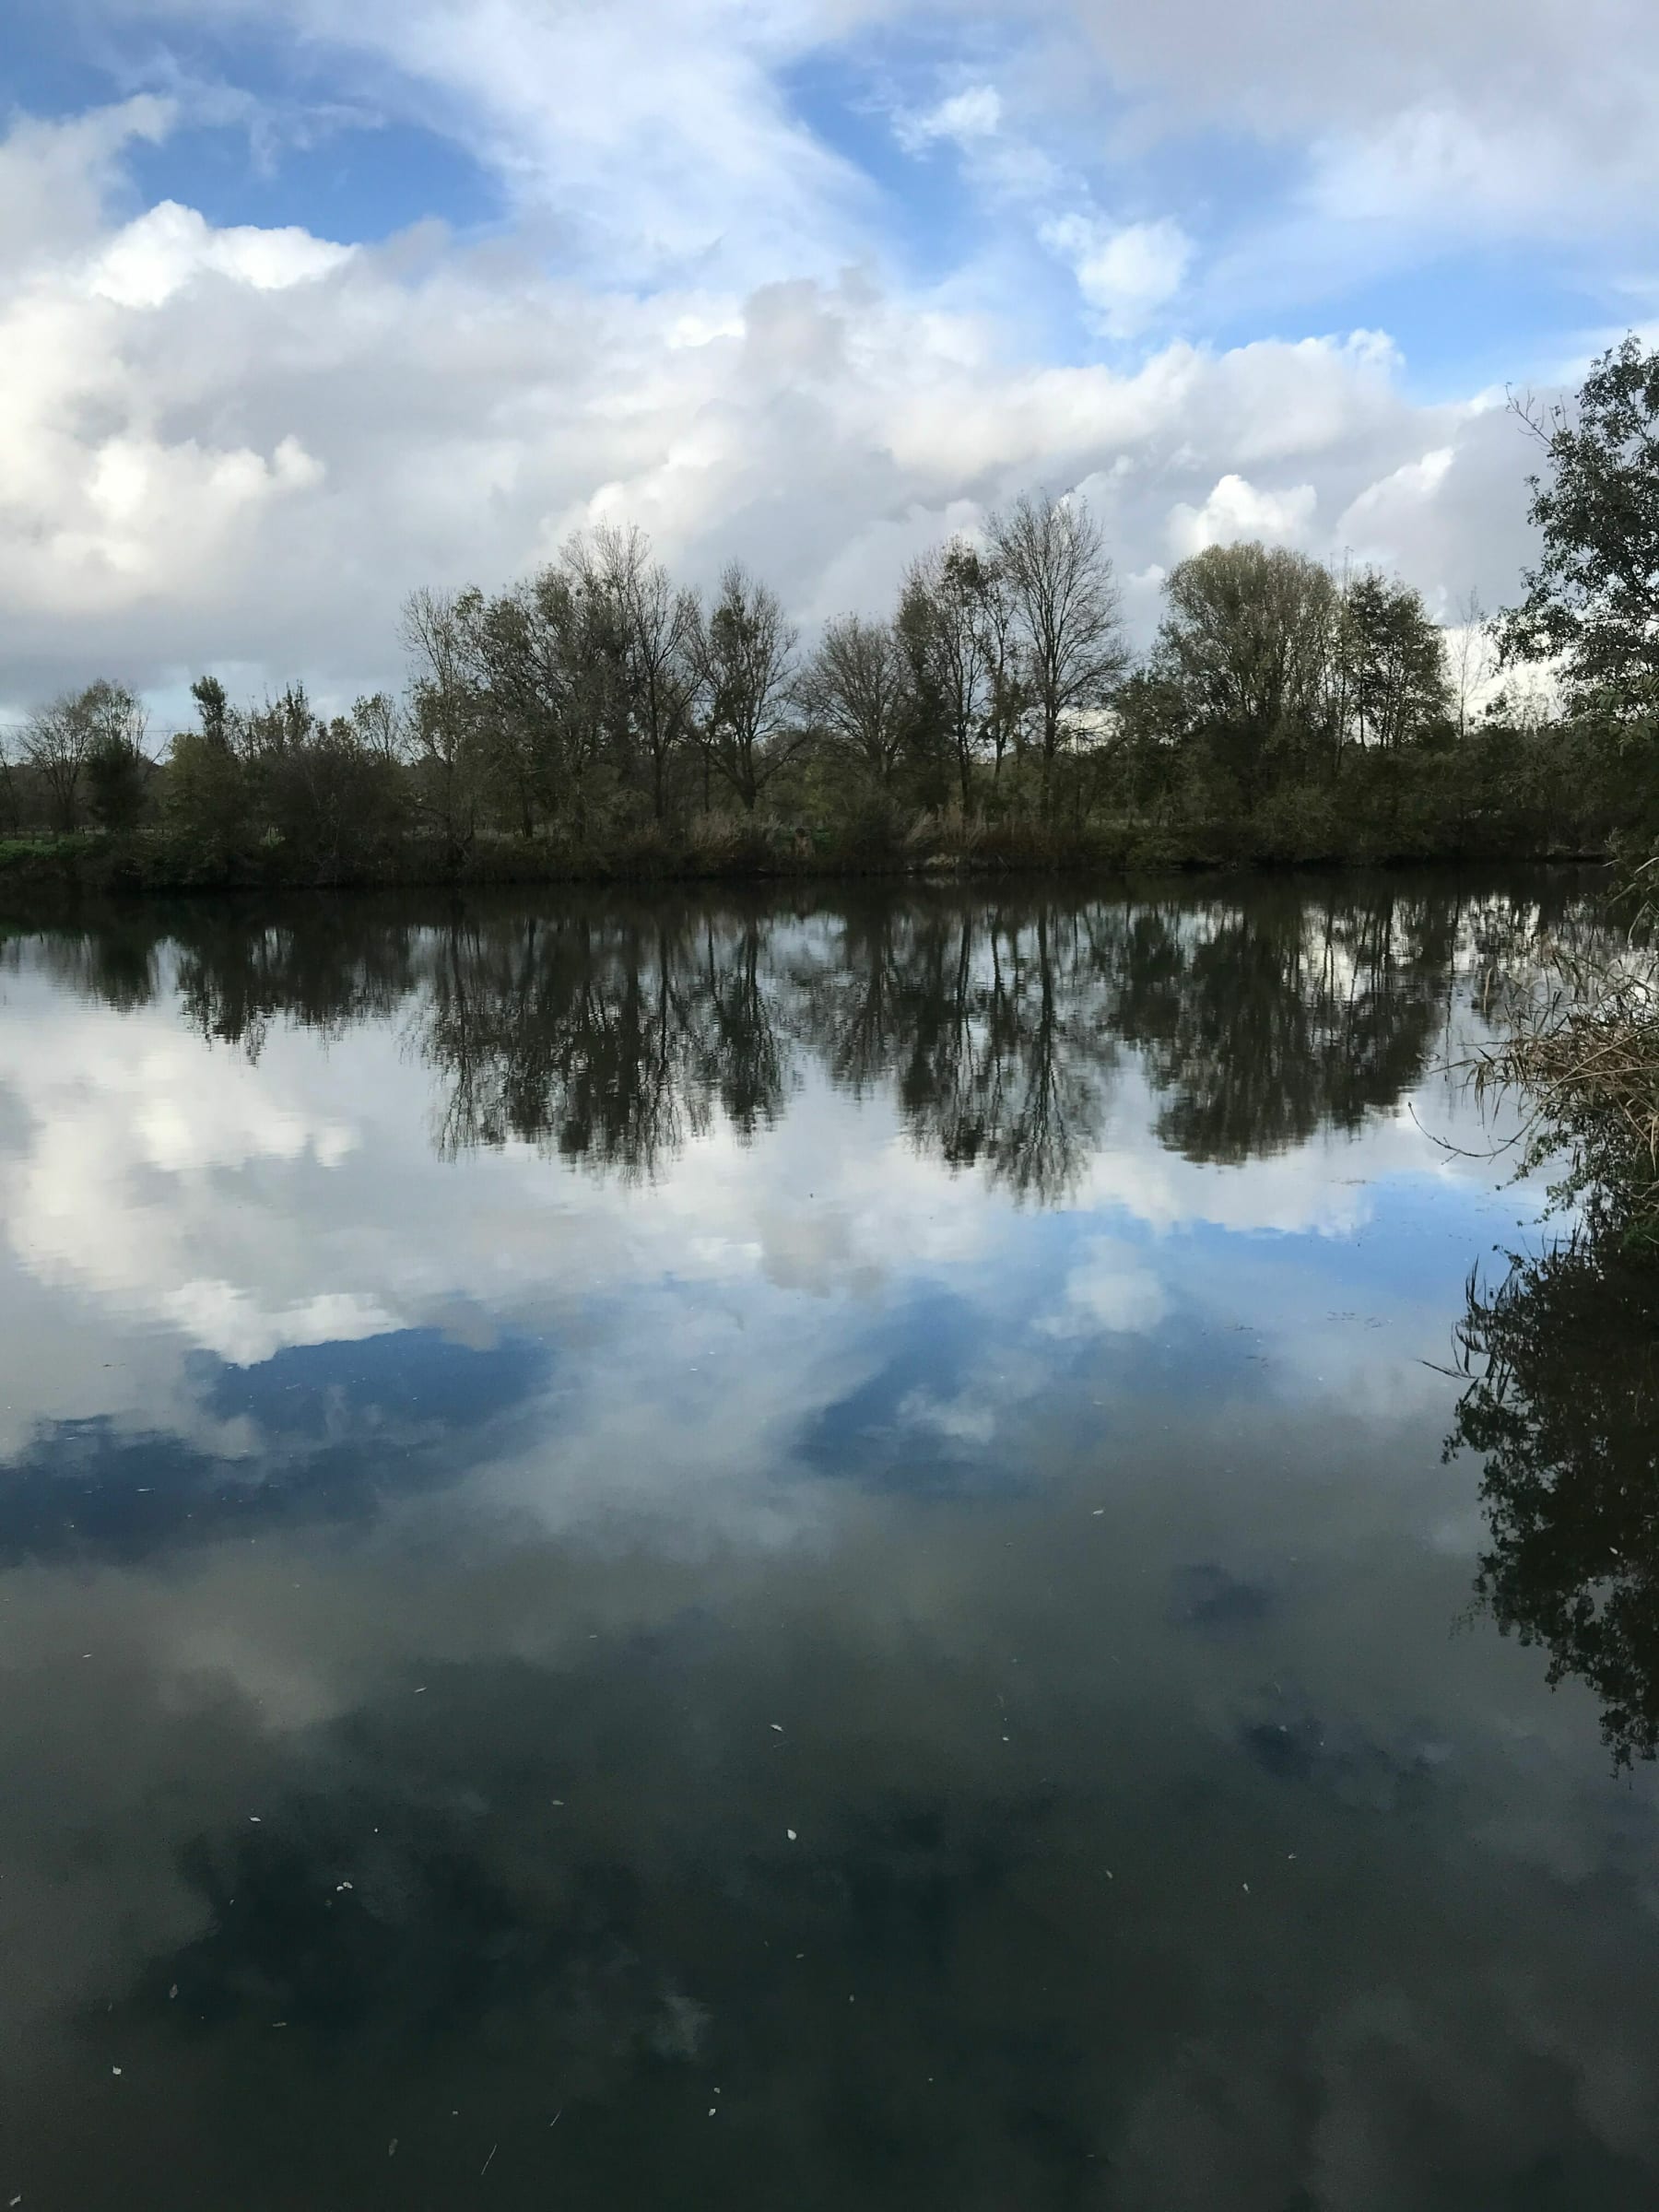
[786,1829,797,1841]
[770,1724,784,1733]
[111,2066,122,2077]
[387,2140,397,2159]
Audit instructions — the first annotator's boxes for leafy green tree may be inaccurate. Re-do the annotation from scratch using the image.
[1341,571,1453,751]
[1500,335,1659,713]
[84,682,152,833]
[1155,543,1336,801]
[458,566,624,840]
[167,678,250,867]
[190,675,231,750]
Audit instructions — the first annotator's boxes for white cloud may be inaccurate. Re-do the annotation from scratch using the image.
[1057,0,1659,232]
[897,84,1005,151]
[0,89,1560,705]
[1041,213,1193,337]
[1167,472,1318,558]
[124,0,877,285]
[88,200,354,309]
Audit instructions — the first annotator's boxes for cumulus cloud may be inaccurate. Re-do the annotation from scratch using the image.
[0,98,1553,709]
[1168,473,1319,558]
[1041,212,1194,337]
[0,0,1624,712]
[1058,0,1659,233]
[88,200,354,308]
[896,83,1004,151]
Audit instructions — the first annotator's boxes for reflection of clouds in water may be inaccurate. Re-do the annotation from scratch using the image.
[1,879,1653,2208]
[1041,1233,1170,1337]
[0,918,1533,1441]
[0,999,369,1363]
[6,1495,1658,2208]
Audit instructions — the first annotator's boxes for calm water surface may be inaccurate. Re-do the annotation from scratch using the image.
[1,871,1656,2209]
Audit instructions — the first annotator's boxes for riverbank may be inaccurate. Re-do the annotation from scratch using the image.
[0,804,1615,914]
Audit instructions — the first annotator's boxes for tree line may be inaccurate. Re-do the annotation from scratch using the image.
[6,335,1657,882]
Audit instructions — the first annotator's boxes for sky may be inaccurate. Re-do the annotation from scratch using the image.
[3,0,1657,723]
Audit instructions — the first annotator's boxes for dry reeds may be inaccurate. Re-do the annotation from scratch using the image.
[1473,862,1659,1235]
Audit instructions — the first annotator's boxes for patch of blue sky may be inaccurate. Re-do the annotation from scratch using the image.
[5,7,501,247]
[1201,241,1619,401]
[778,45,988,286]
[124,110,501,246]
[3,6,117,118]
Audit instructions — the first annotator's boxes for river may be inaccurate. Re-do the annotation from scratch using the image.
[1,869,1654,2209]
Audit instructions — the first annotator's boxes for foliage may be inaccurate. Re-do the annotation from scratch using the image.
[1499,334,1659,713]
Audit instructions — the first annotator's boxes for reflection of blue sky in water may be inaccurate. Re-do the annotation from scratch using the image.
[0,1329,550,1563]
[2,877,1656,2210]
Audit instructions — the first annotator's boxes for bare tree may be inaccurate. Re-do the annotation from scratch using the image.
[568,523,700,824]
[900,542,994,808]
[1450,587,1496,739]
[990,491,1128,818]
[401,586,485,861]
[23,680,145,830]
[347,691,409,766]
[802,613,912,788]
[691,564,806,812]
[977,555,1025,785]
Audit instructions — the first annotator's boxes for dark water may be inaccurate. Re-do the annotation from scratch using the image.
[1,871,1656,2210]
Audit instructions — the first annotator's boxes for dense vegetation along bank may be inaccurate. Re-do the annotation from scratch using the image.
[0,738,1623,909]
[6,337,1659,899]
[1454,335,1659,1236]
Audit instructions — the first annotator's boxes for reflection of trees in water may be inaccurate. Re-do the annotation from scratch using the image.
[798,902,1120,1202]
[1105,888,1460,1163]
[423,908,790,1175]
[7,877,1602,1197]
[1449,1232,1659,1768]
